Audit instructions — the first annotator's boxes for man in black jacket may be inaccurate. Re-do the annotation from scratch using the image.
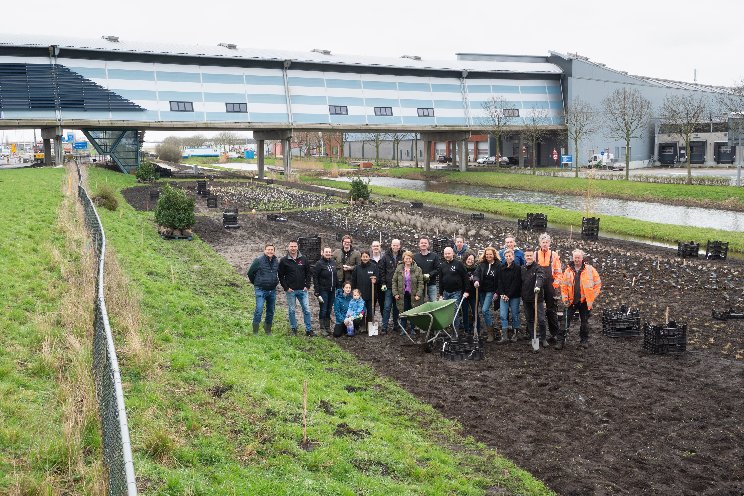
[521,250,547,348]
[379,239,402,334]
[247,243,280,335]
[313,246,338,337]
[351,250,379,330]
[278,241,313,336]
[414,237,441,303]
[438,247,469,331]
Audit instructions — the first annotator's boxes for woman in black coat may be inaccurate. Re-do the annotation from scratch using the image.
[351,250,379,327]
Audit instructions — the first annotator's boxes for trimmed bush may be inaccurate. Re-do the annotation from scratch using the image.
[91,184,119,211]
[136,159,159,183]
[156,143,183,163]
[155,184,195,230]
[349,177,370,201]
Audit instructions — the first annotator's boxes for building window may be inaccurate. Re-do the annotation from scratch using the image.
[226,102,247,113]
[374,106,393,116]
[329,105,348,115]
[417,107,434,117]
[503,108,520,117]
[170,101,194,112]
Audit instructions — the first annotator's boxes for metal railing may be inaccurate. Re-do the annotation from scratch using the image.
[76,163,138,496]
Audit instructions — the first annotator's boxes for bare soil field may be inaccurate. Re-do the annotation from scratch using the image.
[123,181,744,495]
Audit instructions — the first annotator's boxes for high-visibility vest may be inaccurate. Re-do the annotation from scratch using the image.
[535,249,562,289]
[561,263,602,310]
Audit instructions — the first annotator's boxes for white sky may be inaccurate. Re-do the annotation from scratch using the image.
[2,0,742,144]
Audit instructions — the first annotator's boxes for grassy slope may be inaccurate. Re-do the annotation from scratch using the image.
[88,168,552,496]
[385,169,744,208]
[0,168,100,493]
[304,177,744,253]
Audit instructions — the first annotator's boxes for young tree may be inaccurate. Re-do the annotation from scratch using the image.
[385,132,413,166]
[717,79,744,115]
[361,133,384,165]
[213,131,240,151]
[481,96,514,158]
[601,88,652,180]
[521,108,551,174]
[660,93,711,184]
[565,97,599,178]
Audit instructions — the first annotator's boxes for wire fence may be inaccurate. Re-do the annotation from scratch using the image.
[76,163,138,496]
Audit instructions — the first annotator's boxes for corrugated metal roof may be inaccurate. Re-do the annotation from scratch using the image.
[0,33,563,75]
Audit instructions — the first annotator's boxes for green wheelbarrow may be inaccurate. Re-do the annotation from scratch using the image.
[397,296,466,352]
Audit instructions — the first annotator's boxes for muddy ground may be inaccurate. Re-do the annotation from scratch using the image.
[124,181,744,495]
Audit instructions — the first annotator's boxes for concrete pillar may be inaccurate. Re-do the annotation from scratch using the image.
[43,139,52,165]
[452,141,457,169]
[54,137,63,165]
[518,133,525,168]
[459,139,467,172]
[283,138,291,177]
[257,139,265,180]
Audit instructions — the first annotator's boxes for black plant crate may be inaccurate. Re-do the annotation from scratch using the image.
[643,321,687,355]
[409,201,424,208]
[196,180,207,195]
[705,240,728,260]
[602,305,641,337]
[581,217,600,240]
[441,340,484,361]
[206,196,218,208]
[471,213,485,220]
[222,208,239,228]
[677,241,700,258]
[298,236,322,264]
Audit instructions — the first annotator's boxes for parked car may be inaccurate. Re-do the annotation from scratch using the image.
[498,156,511,166]
[437,155,452,163]
[476,156,496,165]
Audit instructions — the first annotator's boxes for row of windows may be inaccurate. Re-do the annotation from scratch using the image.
[170,100,438,117]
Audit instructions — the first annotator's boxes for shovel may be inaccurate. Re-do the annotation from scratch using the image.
[474,286,480,345]
[367,279,379,336]
[532,296,540,352]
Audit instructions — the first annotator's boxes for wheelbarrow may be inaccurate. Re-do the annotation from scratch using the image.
[397,296,466,352]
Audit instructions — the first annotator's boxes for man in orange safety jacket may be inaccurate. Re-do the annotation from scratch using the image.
[534,233,563,341]
[558,249,602,349]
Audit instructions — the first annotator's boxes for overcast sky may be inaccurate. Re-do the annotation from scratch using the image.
[2,0,741,143]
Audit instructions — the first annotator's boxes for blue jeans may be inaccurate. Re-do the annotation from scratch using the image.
[286,289,312,332]
[480,291,495,327]
[317,289,335,322]
[443,290,463,331]
[462,293,481,333]
[382,289,399,330]
[499,296,521,330]
[253,288,276,325]
[425,284,438,303]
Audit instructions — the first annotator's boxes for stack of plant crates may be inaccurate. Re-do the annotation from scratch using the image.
[601,305,641,337]
[677,241,699,258]
[581,217,600,240]
[432,236,453,258]
[222,208,239,229]
[518,212,547,231]
[298,236,322,265]
[441,339,484,361]
[705,240,728,260]
[642,321,687,355]
[196,180,208,196]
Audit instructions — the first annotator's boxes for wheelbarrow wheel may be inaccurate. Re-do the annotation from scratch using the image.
[422,330,435,353]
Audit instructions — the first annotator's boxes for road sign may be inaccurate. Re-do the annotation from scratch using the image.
[66,133,74,142]
[73,142,88,150]
[552,149,558,161]
[561,154,573,163]
[600,150,605,156]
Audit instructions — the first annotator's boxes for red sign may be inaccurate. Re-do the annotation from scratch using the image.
[552,149,558,160]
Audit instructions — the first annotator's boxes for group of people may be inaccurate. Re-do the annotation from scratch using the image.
[247,232,602,349]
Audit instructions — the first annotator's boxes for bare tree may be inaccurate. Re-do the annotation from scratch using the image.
[481,96,514,158]
[717,79,744,115]
[292,132,314,157]
[385,132,413,166]
[181,134,206,149]
[521,108,552,174]
[660,93,711,184]
[213,131,240,151]
[565,97,599,178]
[601,88,652,180]
[361,133,384,165]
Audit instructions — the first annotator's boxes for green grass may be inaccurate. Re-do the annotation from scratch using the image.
[86,167,553,495]
[0,168,102,493]
[384,169,744,210]
[303,176,744,253]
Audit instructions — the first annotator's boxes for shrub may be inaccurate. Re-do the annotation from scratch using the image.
[349,177,370,201]
[136,159,159,183]
[91,184,119,211]
[156,142,183,163]
[155,184,195,230]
